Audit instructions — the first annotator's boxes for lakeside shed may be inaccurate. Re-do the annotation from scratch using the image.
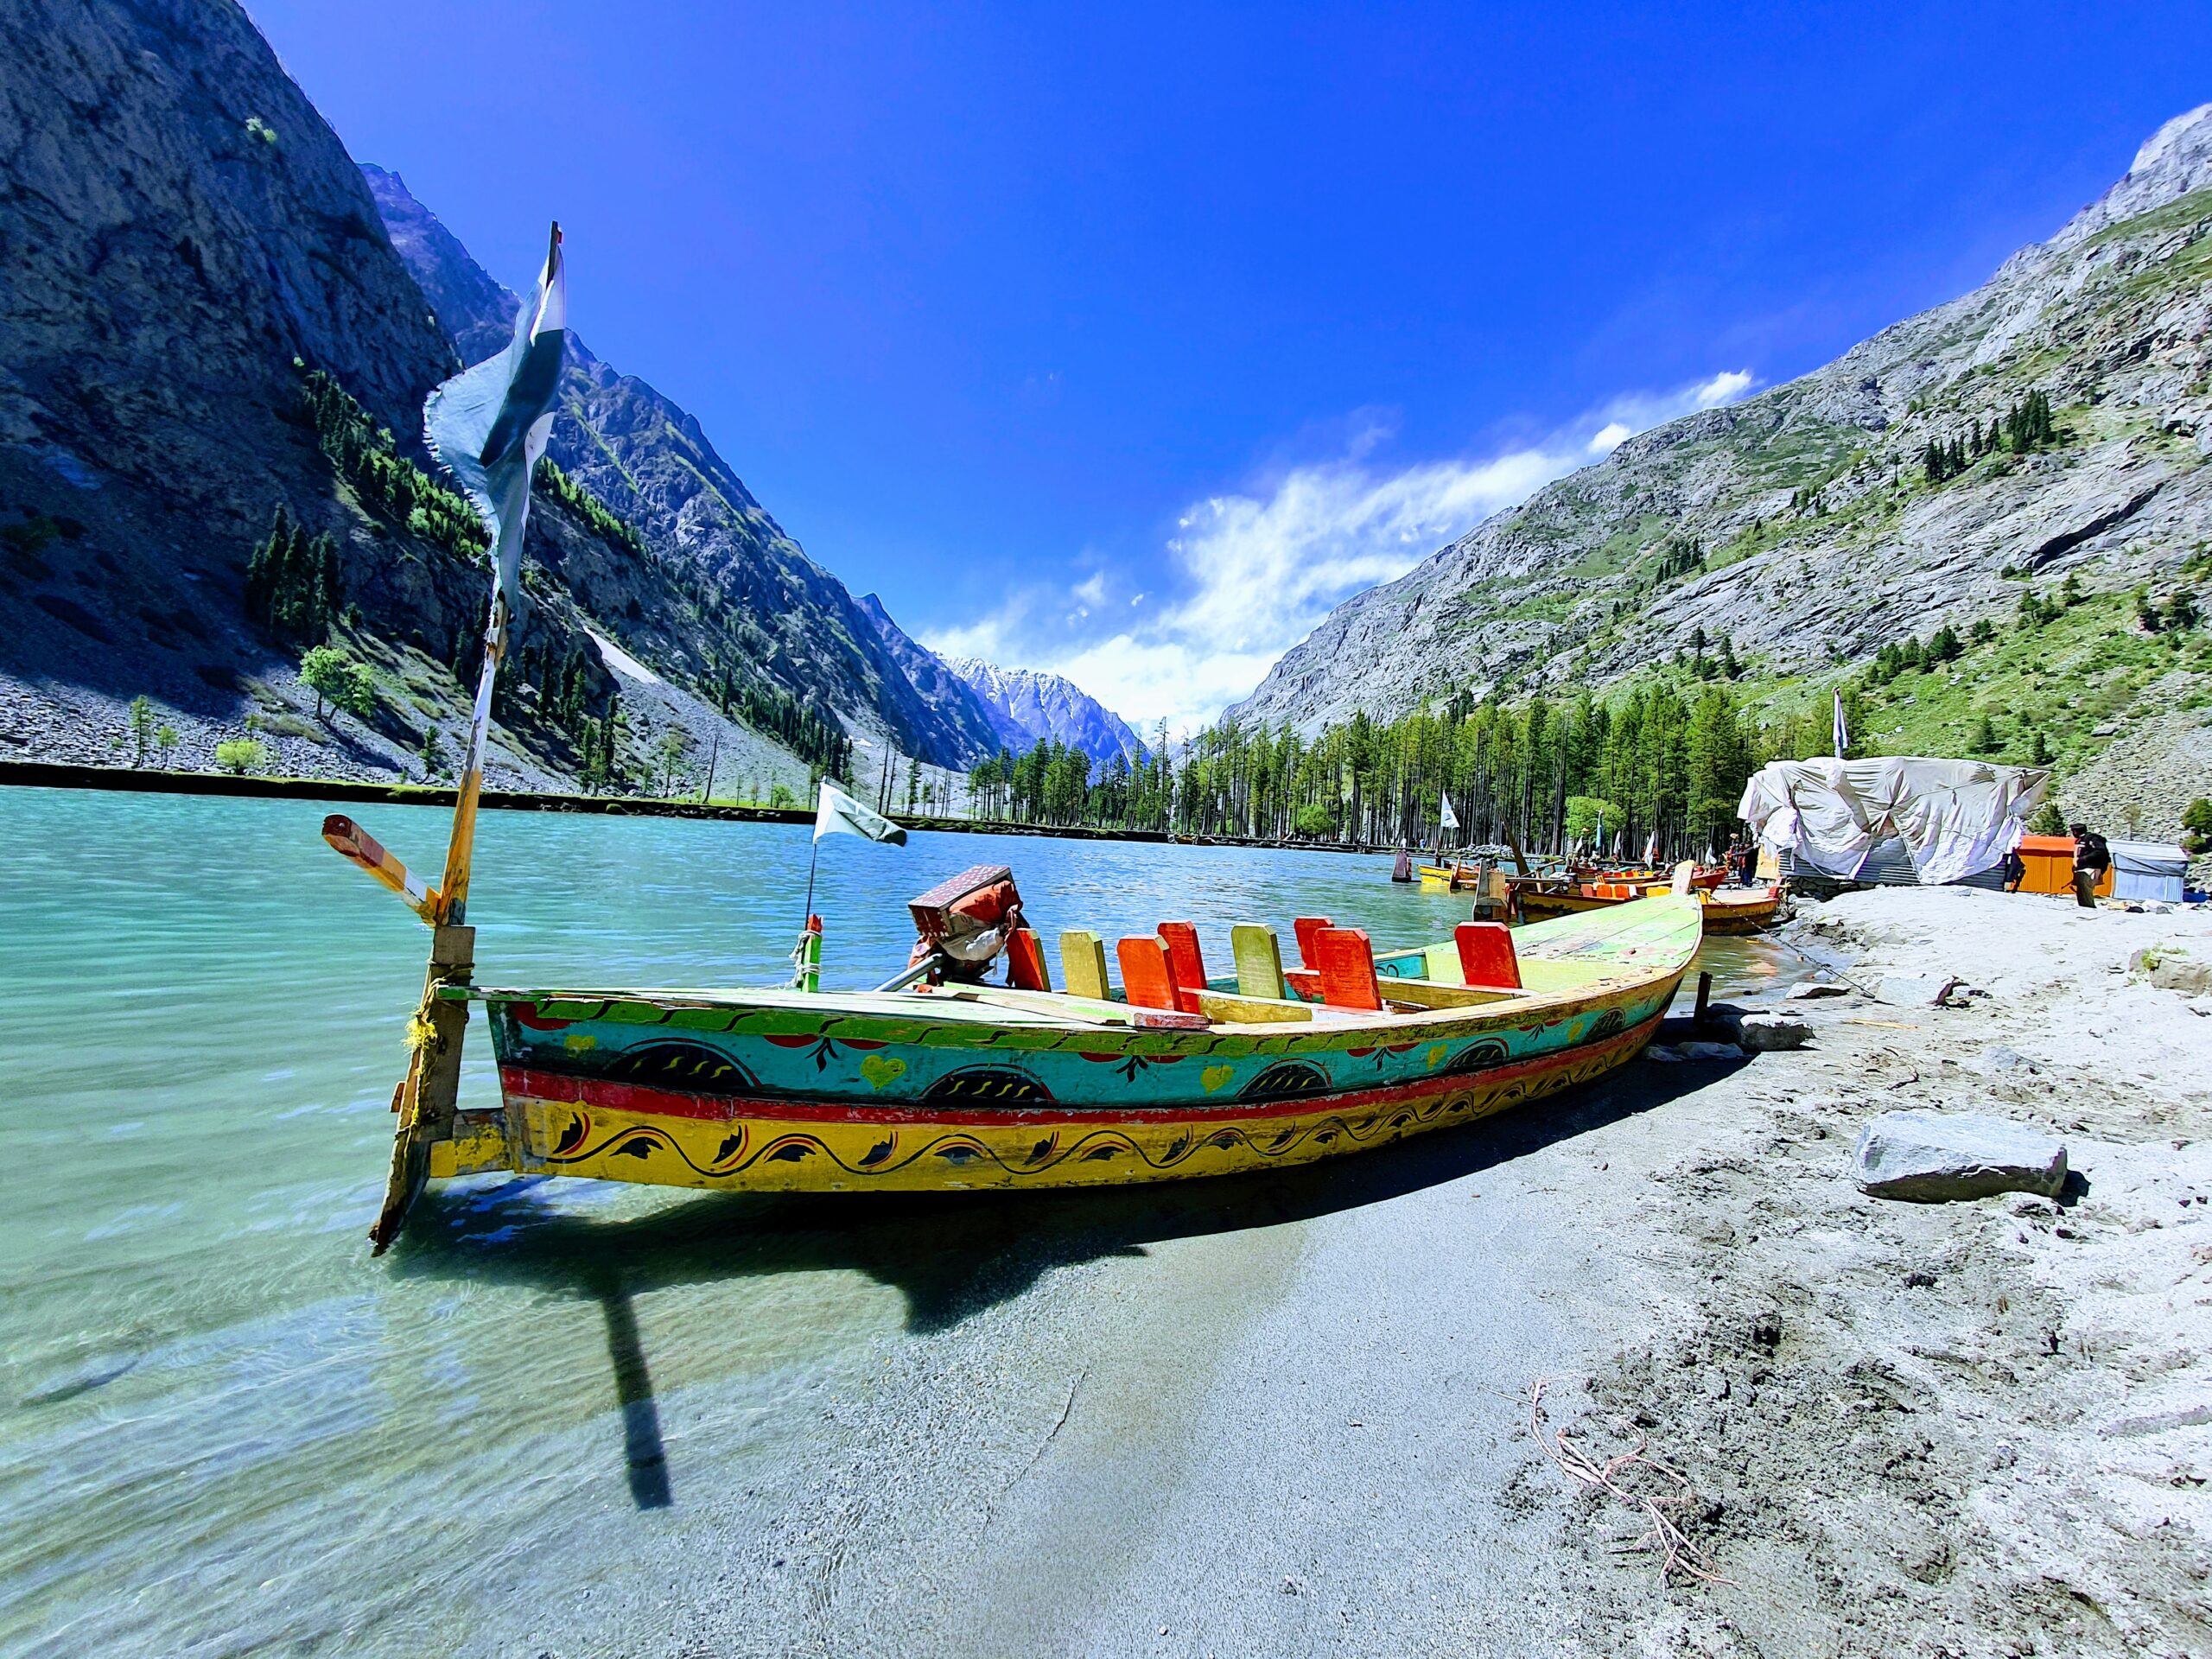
[2110,840,2190,903]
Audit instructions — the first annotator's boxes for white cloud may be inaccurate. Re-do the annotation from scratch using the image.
[1694,369,1755,407]
[920,368,1757,734]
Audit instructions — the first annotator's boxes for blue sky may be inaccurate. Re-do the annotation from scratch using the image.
[248,0,2205,730]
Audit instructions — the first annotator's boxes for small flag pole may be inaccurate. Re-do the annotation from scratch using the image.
[800,832,823,936]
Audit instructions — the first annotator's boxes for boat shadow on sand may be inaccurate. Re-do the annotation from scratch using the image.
[383,1051,1745,1510]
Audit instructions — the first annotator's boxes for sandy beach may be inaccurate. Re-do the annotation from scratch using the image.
[557,887,2212,1659]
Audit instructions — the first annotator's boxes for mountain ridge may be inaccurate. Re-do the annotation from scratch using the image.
[1229,104,2212,739]
[943,655,1147,767]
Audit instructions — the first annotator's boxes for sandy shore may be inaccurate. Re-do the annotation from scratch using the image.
[502,887,2212,1659]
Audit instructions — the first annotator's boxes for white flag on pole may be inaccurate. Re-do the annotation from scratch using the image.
[1833,689,1849,759]
[814,779,906,845]
[1439,791,1459,832]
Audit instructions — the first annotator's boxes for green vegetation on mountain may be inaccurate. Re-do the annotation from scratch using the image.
[963,555,2206,848]
[302,370,487,566]
[243,505,342,643]
[533,457,645,556]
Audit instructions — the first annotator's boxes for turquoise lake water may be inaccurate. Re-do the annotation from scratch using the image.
[0,788,1793,1654]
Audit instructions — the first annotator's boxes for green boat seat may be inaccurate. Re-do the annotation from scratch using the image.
[1059,930,1109,1000]
[1230,923,1287,1000]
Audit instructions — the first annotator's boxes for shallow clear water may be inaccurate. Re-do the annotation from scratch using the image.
[0,788,1790,1653]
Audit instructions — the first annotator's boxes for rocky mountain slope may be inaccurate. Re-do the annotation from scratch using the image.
[0,1,1000,796]
[944,656,1147,766]
[0,0,466,762]
[363,166,995,771]
[1231,105,2212,765]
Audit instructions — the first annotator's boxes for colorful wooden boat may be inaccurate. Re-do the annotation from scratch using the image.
[1697,883,1789,935]
[317,246,1700,1242]
[407,896,1701,1198]
[1517,876,1787,934]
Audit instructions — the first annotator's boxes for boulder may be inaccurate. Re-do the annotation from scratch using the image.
[2132,945,2212,997]
[1734,1013,1811,1052]
[1853,1111,2068,1203]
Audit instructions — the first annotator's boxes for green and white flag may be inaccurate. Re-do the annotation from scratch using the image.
[814,779,906,846]
[426,223,567,613]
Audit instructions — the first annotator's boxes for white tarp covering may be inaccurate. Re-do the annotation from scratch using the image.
[2109,840,2187,902]
[1738,758,2051,887]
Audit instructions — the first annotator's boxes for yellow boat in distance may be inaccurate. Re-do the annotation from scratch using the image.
[1417,861,1481,890]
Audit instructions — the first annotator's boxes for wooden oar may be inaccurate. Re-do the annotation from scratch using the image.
[322,815,441,924]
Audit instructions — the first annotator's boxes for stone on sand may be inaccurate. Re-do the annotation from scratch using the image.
[1733,1012,1811,1052]
[1853,1110,2068,1203]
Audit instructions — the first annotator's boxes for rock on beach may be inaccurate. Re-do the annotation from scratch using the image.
[1853,1109,2069,1202]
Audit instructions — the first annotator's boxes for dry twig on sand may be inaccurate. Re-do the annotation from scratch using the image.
[1527,1376,1732,1586]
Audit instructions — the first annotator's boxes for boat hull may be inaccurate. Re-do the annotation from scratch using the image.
[1516,887,1623,920]
[432,899,1700,1196]
[1699,889,1787,935]
[439,1009,1662,1192]
[1518,884,1786,934]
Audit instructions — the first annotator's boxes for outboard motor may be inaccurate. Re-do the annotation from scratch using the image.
[906,864,1030,985]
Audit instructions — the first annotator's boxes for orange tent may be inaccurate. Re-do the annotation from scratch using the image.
[2012,835,2113,898]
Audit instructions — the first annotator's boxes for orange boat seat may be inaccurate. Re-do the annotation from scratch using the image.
[1313,927,1383,1012]
[1452,921,1522,991]
[1292,915,1334,969]
[1005,927,1052,992]
[1116,937,1180,1010]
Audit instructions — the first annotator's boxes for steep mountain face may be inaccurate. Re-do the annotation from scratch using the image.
[1232,105,2212,735]
[360,167,990,769]
[945,657,1147,766]
[0,0,457,719]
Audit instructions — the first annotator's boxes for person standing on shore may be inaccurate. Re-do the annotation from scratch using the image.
[2070,821,2111,908]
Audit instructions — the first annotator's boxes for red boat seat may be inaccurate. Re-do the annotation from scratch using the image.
[1006,927,1051,992]
[1313,927,1383,1012]
[1453,921,1522,991]
[1292,915,1334,969]
[1156,921,1206,1014]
